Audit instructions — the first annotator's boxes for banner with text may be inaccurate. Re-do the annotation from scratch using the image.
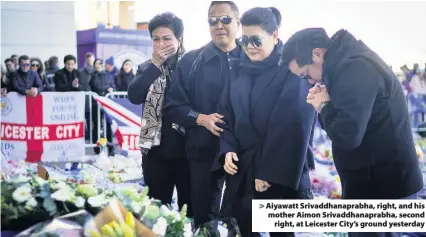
[1,92,85,163]
[253,200,426,232]
[93,95,142,154]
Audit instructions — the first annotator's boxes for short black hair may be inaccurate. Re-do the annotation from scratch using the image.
[94,59,103,65]
[209,1,239,16]
[64,54,76,64]
[241,7,281,34]
[281,28,331,67]
[11,54,18,58]
[4,58,12,64]
[148,12,184,39]
[48,56,59,66]
[18,55,30,64]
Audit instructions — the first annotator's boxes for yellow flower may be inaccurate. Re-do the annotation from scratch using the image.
[97,137,107,147]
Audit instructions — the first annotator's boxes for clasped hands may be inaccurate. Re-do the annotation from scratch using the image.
[307,84,330,111]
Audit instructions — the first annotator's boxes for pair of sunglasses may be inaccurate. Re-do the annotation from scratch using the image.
[208,15,233,26]
[239,35,264,48]
[20,63,30,67]
[31,64,40,67]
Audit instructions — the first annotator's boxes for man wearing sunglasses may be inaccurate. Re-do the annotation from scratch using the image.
[164,1,241,228]
[10,55,43,97]
[281,28,423,237]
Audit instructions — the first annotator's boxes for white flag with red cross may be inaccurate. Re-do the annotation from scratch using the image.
[1,92,86,163]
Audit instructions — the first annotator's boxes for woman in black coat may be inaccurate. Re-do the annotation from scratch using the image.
[114,59,135,92]
[127,13,190,215]
[216,7,316,237]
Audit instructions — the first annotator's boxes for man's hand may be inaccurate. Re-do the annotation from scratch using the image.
[224,152,238,175]
[107,87,113,93]
[152,45,176,68]
[1,88,7,96]
[255,179,271,192]
[196,113,224,136]
[26,87,38,97]
[307,85,330,111]
[72,78,79,88]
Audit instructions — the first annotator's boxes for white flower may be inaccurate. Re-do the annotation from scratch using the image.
[13,175,30,184]
[74,196,85,208]
[160,205,172,217]
[131,201,142,214]
[88,194,109,207]
[35,177,47,186]
[184,223,193,237]
[152,217,168,236]
[172,211,181,222]
[141,196,152,206]
[25,197,38,209]
[52,181,67,190]
[51,186,74,202]
[12,185,32,203]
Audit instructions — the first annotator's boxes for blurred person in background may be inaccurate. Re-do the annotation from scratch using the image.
[410,71,426,98]
[90,59,114,155]
[90,59,114,96]
[128,12,191,213]
[53,55,81,92]
[104,56,117,92]
[4,58,15,74]
[79,52,95,141]
[164,1,241,227]
[115,59,134,91]
[412,63,419,75]
[10,54,18,70]
[400,65,413,93]
[1,66,8,95]
[10,55,43,97]
[44,56,60,91]
[30,57,46,90]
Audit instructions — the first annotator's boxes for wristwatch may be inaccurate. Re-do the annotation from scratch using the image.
[317,101,331,113]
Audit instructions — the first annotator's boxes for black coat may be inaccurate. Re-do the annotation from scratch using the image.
[319,30,424,199]
[163,42,241,160]
[53,68,81,92]
[215,44,316,200]
[89,71,114,96]
[10,70,43,95]
[115,70,134,92]
[128,60,186,159]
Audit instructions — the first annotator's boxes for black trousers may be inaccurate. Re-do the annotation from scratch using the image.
[91,100,113,154]
[142,154,191,215]
[230,178,313,237]
[253,185,313,237]
[189,160,225,227]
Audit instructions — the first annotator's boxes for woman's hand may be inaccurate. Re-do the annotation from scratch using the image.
[152,45,176,68]
[255,179,271,192]
[224,152,238,175]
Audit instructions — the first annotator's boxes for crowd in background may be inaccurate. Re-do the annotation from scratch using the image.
[0,53,136,155]
[1,53,135,95]
[400,63,426,97]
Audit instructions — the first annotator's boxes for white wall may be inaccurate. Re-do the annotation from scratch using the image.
[1,1,76,68]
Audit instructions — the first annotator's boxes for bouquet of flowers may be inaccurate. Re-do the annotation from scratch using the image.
[193,218,241,237]
[1,174,58,230]
[1,171,103,231]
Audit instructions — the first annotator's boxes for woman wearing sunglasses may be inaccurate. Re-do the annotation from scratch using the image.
[216,7,316,237]
[30,57,47,91]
